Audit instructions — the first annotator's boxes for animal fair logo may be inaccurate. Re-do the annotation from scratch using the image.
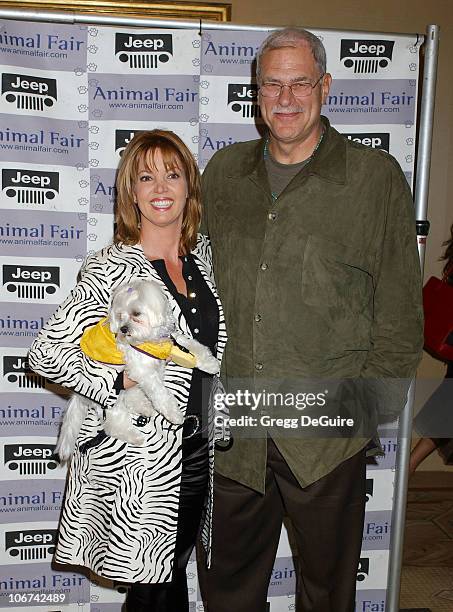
[115,33,173,69]
[1,72,57,111]
[340,40,395,74]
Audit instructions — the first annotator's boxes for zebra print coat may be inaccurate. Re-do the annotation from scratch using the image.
[28,235,227,583]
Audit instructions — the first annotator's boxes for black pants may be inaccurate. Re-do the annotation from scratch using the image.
[197,438,366,612]
[126,435,209,612]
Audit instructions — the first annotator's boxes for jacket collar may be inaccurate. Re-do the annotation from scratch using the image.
[227,116,347,186]
[306,117,347,184]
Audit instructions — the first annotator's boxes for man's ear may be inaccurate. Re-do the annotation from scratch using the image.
[321,73,332,104]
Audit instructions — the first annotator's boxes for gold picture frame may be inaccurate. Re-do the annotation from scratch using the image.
[0,0,231,22]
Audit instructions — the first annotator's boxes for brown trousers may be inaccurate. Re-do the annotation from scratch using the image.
[198,439,366,612]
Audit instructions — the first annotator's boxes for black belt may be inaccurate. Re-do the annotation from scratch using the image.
[135,414,208,440]
[182,414,208,439]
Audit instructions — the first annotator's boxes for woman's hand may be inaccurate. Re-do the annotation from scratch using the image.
[123,372,137,389]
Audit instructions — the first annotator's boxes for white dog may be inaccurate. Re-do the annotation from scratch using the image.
[56,279,220,461]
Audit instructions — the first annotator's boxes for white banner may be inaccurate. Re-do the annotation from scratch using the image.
[0,17,422,611]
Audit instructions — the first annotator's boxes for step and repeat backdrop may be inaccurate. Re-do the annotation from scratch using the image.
[0,16,421,612]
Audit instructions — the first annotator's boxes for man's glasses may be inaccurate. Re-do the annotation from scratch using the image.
[259,74,325,98]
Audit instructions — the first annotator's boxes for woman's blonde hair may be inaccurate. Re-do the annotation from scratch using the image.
[115,130,201,254]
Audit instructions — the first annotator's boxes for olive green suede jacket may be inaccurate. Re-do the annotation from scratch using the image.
[202,118,423,491]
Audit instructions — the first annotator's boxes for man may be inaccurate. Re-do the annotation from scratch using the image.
[198,27,423,612]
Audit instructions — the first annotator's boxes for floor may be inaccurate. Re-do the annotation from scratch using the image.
[400,471,453,611]
[400,566,453,611]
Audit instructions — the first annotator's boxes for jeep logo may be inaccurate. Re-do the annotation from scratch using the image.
[227,83,261,119]
[357,557,370,582]
[2,73,57,109]
[4,355,29,374]
[228,83,258,105]
[10,446,55,459]
[115,33,173,69]
[340,39,394,73]
[115,129,146,156]
[5,529,57,561]
[3,355,46,389]
[6,530,56,547]
[344,133,390,152]
[4,444,59,475]
[2,265,60,299]
[2,169,59,203]
[365,478,374,503]
[3,265,59,285]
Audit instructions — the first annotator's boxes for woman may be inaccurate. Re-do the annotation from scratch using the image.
[410,223,453,474]
[28,130,227,611]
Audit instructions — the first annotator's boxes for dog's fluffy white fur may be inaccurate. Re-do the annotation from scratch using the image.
[56,279,220,461]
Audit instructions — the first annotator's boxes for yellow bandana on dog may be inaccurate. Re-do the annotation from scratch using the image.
[80,317,196,368]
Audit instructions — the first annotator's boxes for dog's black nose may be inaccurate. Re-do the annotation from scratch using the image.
[120,325,129,334]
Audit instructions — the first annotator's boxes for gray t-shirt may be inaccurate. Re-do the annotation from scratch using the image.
[265,154,310,199]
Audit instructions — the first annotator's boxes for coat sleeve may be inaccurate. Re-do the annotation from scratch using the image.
[28,252,122,409]
[360,157,424,422]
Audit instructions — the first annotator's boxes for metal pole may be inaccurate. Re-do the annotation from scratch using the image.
[0,7,423,37]
[386,24,439,612]
[415,25,441,232]
[1,7,271,29]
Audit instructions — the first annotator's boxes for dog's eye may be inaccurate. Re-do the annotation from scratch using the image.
[132,311,141,317]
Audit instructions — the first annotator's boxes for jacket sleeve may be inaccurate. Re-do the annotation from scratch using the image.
[360,157,424,421]
[28,253,122,409]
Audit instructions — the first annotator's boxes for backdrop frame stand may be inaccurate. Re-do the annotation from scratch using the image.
[0,9,439,610]
[386,23,439,612]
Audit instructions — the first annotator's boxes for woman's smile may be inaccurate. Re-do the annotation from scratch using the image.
[150,197,174,210]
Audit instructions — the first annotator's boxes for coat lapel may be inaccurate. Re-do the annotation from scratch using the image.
[192,236,227,364]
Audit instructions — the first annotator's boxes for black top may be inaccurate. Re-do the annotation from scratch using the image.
[151,254,219,421]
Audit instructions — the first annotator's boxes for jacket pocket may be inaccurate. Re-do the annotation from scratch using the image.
[301,234,375,349]
[302,234,374,309]
[77,433,127,490]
